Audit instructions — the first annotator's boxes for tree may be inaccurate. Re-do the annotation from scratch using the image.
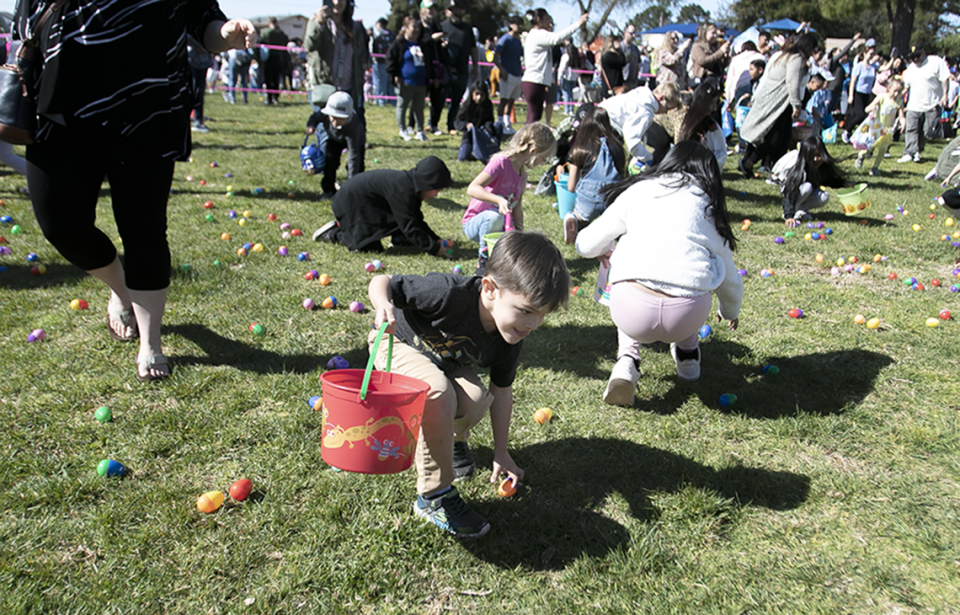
[631,2,674,31]
[676,3,712,24]
[386,0,519,42]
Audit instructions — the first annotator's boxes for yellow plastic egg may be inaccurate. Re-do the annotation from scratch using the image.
[954,231,960,239]
[866,318,881,329]
[873,254,882,262]
[854,314,866,325]
[837,258,846,266]
[930,203,937,210]
[242,210,252,218]
[252,243,264,252]
[197,490,225,513]
[903,210,909,216]
[946,217,955,226]
[925,317,940,328]
[912,224,921,231]
[804,232,812,240]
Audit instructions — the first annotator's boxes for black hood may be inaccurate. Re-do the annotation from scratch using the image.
[411,156,452,193]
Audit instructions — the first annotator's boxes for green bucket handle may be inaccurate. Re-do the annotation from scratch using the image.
[360,321,393,400]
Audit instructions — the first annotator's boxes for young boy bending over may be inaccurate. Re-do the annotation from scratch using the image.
[367,231,570,538]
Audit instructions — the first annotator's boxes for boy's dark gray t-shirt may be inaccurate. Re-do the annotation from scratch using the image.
[389,273,522,387]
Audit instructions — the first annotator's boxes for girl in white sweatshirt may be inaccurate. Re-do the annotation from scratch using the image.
[576,141,743,406]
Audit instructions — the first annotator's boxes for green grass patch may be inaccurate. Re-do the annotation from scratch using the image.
[1,94,959,613]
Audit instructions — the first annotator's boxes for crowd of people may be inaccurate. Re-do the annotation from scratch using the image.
[7,0,960,541]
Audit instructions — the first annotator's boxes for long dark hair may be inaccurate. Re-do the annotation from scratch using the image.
[564,39,581,70]
[677,81,721,143]
[602,141,736,250]
[782,136,845,202]
[456,80,490,123]
[337,1,356,42]
[567,107,625,176]
[777,32,818,63]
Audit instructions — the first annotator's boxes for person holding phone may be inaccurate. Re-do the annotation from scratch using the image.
[304,0,370,112]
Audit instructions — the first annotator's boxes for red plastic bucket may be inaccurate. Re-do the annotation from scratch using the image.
[320,325,429,474]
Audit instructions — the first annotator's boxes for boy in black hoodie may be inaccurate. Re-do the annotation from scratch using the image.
[312,156,453,256]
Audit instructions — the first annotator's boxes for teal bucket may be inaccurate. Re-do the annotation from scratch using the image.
[555,182,576,219]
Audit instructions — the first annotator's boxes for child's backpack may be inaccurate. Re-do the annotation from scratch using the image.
[300,131,326,175]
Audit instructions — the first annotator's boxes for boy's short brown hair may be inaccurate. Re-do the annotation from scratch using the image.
[485,231,570,311]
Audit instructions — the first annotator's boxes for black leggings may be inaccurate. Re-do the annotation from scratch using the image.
[26,121,175,290]
[744,106,794,168]
[845,91,874,133]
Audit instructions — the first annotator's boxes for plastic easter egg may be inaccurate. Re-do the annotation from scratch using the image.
[199,179,207,186]
[372,259,383,270]
[237,218,247,226]
[282,231,291,240]
[718,393,737,407]
[811,232,820,240]
[210,161,218,168]
[784,231,795,238]
[278,246,288,256]
[803,233,812,240]
[854,314,866,325]
[95,406,112,422]
[288,192,296,199]
[815,254,825,264]
[788,308,802,319]
[27,328,45,342]
[760,269,772,278]
[740,223,750,231]
[902,210,909,216]
[866,318,881,329]
[349,301,364,312]
[308,395,324,411]
[185,175,194,182]
[915,283,925,291]
[888,272,897,280]
[816,222,824,229]
[831,267,840,276]
[947,217,955,226]
[228,210,237,218]
[925,317,940,327]
[297,252,309,261]
[912,224,921,231]
[291,229,303,236]
[322,296,337,309]
[212,260,221,267]
[279,222,291,231]
[497,477,517,498]
[452,265,463,275]
[837,258,845,266]
[97,459,126,477]
[180,264,192,273]
[0,215,11,224]
[229,478,252,501]
[252,243,263,252]
[534,407,553,424]
[10,225,22,235]
[249,322,265,336]
[205,214,214,222]
[952,286,960,292]
[326,355,349,370]
[364,262,376,272]
[761,365,779,376]
[318,273,331,285]
[698,324,712,339]
[226,185,234,192]
[203,201,215,209]
[885,214,894,221]
[242,243,252,251]
[268,213,277,221]
[940,309,951,320]
[774,236,785,244]
[236,247,247,256]
[303,298,315,310]
[220,232,231,241]
[304,270,317,280]
[824,228,833,235]
[196,490,225,513]
[737,269,747,277]
[931,279,941,287]
[30,265,45,276]
[70,299,89,310]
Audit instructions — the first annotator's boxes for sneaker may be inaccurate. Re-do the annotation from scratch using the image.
[191,122,210,133]
[414,486,490,538]
[399,130,412,142]
[563,212,578,245]
[502,123,516,135]
[602,356,640,406]
[855,156,864,169]
[737,158,754,180]
[913,152,922,163]
[897,154,913,163]
[841,131,851,144]
[452,441,475,481]
[312,220,340,242]
[431,127,444,136]
[318,191,336,201]
[670,343,701,381]
[925,167,939,181]
[869,168,880,177]
[416,131,428,142]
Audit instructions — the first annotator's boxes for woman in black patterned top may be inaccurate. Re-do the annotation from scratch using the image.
[14,0,257,381]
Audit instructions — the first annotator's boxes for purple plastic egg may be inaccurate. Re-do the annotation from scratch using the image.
[774,237,785,244]
[27,328,46,342]
[279,222,291,231]
[326,355,350,370]
[278,246,288,256]
[349,301,364,312]
[302,298,315,310]
[831,267,840,276]
[737,269,747,277]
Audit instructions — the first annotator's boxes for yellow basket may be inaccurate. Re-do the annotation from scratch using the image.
[836,183,871,216]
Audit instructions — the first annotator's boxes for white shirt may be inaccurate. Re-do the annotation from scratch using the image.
[522,21,581,86]
[903,55,950,112]
[725,50,764,107]
[599,86,659,161]
[575,176,743,319]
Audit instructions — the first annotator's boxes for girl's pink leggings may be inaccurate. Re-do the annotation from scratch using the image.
[608,282,712,362]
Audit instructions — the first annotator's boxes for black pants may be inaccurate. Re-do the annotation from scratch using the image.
[26,121,175,290]
[744,106,794,168]
[189,65,206,122]
[408,83,445,132]
[264,50,284,103]
[446,72,470,131]
[845,91,874,133]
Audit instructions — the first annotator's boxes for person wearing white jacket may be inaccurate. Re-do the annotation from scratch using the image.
[521,8,589,124]
[575,141,743,406]
[599,82,680,164]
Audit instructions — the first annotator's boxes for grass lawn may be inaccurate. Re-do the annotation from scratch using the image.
[1,94,959,613]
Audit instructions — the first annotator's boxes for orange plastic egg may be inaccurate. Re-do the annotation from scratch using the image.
[196,490,225,513]
[533,407,553,424]
[497,478,517,498]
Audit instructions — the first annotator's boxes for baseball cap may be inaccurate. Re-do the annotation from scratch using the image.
[865,38,876,47]
[321,91,355,119]
[419,0,434,7]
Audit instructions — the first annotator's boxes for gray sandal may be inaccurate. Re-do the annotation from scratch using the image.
[136,354,170,382]
[107,304,138,342]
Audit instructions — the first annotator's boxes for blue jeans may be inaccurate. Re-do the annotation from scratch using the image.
[372,63,395,106]
[462,209,504,257]
[228,59,250,103]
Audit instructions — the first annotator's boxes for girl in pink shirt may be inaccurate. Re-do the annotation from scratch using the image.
[462,123,556,272]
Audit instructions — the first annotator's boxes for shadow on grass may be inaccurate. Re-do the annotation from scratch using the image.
[164,323,367,374]
[0,263,86,290]
[521,324,616,380]
[463,436,810,571]
[636,340,894,418]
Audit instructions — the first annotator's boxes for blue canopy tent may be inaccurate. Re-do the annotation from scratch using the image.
[642,23,741,38]
[761,18,815,32]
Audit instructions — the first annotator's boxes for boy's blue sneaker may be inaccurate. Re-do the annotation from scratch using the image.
[414,486,490,538]
[452,441,475,481]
